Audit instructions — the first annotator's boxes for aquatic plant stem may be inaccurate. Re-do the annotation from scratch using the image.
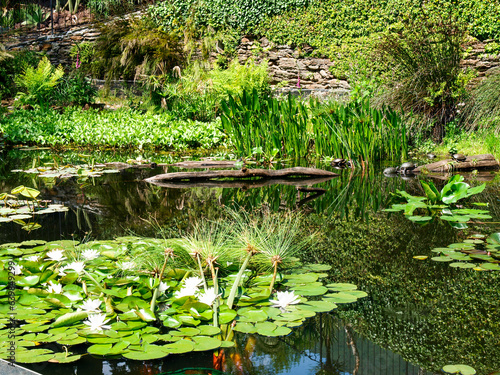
[150,249,172,312]
[226,250,253,309]
[195,253,208,290]
[269,260,279,293]
[82,270,105,293]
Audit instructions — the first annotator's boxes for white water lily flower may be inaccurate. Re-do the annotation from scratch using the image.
[66,261,85,274]
[26,255,39,262]
[11,264,23,275]
[158,282,169,293]
[270,291,301,310]
[174,286,199,299]
[46,249,66,262]
[117,261,135,271]
[83,313,111,332]
[47,281,63,294]
[183,276,203,289]
[82,249,100,261]
[60,261,85,275]
[80,298,102,312]
[197,287,220,306]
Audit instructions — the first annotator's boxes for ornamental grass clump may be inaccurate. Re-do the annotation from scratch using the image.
[373,5,472,142]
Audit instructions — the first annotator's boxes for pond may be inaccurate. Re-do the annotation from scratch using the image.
[1,148,499,375]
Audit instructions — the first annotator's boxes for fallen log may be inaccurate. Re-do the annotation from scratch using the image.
[144,167,338,184]
[167,160,240,169]
[145,176,335,189]
[413,154,499,173]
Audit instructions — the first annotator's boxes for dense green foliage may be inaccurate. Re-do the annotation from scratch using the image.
[149,0,311,33]
[373,8,473,140]
[14,56,65,108]
[149,59,270,121]
[260,0,500,57]
[312,99,407,163]
[0,108,225,150]
[221,89,309,159]
[90,17,184,82]
[221,89,408,163]
[0,49,40,99]
[462,68,500,133]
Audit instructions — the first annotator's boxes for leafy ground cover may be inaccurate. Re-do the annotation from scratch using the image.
[0,108,225,150]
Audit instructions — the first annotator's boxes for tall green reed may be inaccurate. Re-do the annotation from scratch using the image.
[221,89,408,165]
[311,99,408,165]
[221,89,310,160]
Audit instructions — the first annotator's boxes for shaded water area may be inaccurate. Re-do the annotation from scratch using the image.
[1,148,500,375]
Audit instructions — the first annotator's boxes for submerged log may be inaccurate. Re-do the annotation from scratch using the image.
[145,167,338,184]
[413,154,499,173]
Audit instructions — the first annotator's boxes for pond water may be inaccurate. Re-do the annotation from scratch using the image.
[1,148,499,375]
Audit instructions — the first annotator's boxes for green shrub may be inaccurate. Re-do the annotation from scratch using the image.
[14,56,65,108]
[53,71,97,106]
[0,49,41,99]
[0,107,225,150]
[150,58,270,121]
[461,68,500,133]
[92,17,184,82]
[372,5,473,141]
[87,0,135,17]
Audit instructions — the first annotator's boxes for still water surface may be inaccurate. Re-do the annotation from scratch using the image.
[1,148,499,375]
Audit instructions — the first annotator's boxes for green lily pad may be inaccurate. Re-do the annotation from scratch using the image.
[258,326,292,337]
[326,283,357,291]
[48,353,82,363]
[238,308,268,322]
[233,322,256,333]
[171,327,200,337]
[303,301,337,312]
[292,285,328,296]
[87,344,112,356]
[431,256,453,262]
[162,339,195,354]
[192,336,221,351]
[442,364,476,375]
[123,349,167,360]
[449,262,477,269]
[197,325,221,336]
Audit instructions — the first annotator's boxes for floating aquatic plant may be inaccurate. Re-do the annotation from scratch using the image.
[0,217,366,363]
[416,232,500,271]
[385,175,489,228]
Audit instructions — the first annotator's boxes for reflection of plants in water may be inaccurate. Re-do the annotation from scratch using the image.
[385,175,489,228]
[223,169,406,220]
[306,212,500,374]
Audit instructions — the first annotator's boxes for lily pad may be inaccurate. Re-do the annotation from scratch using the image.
[192,336,221,351]
[162,339,195,354]
[442,364,476,375]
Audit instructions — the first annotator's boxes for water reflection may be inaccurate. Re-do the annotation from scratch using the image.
[2,149,500,374]
[24,316,426,375]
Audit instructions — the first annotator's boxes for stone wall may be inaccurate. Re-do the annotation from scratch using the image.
[3,26,500,94]
[3,25,100,67]
[235,36,351,96]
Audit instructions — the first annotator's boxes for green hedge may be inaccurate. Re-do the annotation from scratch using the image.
[0,108,225,150]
